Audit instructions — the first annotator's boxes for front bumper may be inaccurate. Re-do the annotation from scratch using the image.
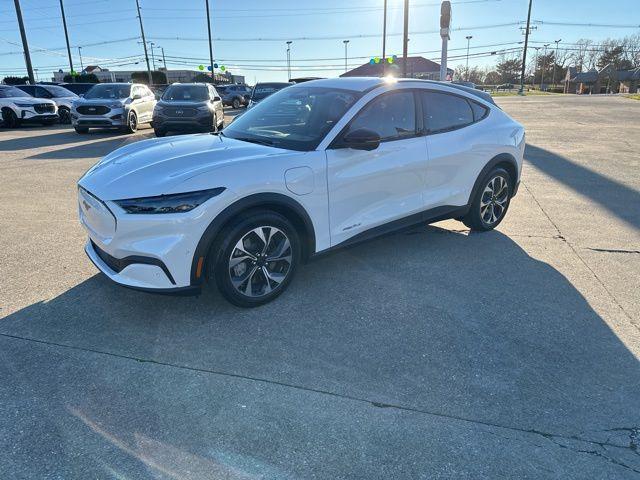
[78,186,233,292]
[152,112,214,131]
[20,111,58,122]
[72,108,127,128]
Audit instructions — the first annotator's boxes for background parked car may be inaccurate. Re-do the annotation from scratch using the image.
[219,84,251,109]
[58,82,97,96]
[152,83,224,137]
[0,85,58,128]
[16,84,77,124]
[247,82,292,108]
[72,83,156,134]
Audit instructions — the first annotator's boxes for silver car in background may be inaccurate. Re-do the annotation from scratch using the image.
[15,84,77,124]
[71,83,156,134]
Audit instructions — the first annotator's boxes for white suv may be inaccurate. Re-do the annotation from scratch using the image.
[0,85,58,128]
[78,77,525,307]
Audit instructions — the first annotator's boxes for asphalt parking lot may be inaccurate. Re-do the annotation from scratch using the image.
[1,97,639,479]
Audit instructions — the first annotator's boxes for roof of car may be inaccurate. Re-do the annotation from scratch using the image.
[294,77,495,105]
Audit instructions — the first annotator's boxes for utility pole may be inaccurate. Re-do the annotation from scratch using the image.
[343,40,349,73]
[78,46,84,71]
[205,0,215,81]
[382,0,387,75]
[286,41,292,81]
[134,0,153,85]
[518,0,533,95]
[540,43,550,90]
[402,0,409,77]
[439,1,451,81]
[13,0,35,84]
[552,38,561,87]
[58,0,75,82]
[465,35,473,80]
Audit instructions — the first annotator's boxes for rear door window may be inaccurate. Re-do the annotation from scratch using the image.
[421,91,475,134]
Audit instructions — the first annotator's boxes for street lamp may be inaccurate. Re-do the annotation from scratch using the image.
[343,40,349,73]
[533,46,541,86]
[286,41,292,81]
[540,43,550,90]
[552,38,561,87]
[465,35,473,80]
[77,46,83,72]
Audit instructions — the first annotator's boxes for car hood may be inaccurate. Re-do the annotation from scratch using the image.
[78,134,291,200]
[7,96,55,105]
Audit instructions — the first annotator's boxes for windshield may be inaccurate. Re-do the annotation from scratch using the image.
[251,83,291,101]
[162,84,208,101]
[0,87,30,98]
[223,86,361,152]
[84,84,131,99]
[45,85,78,98]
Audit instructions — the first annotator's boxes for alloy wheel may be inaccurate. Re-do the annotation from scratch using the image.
[129,112,137,131]
[228,226,292,298]
[480,175,509,226]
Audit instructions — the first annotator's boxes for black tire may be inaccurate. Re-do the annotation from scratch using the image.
[232,98,240,109]
[74,126,89,134]
[58,108,71,124]
[121,111,137,133]
[154,128,167,137]
[218,119,224,130]
[1,108,19,128]
[462,167,512,231]
[212,211,301,307]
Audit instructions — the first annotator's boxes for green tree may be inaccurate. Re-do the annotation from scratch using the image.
[63,73,99,83]
[193,72,215,83]
[131,70,167,85]
[496,58,521,84]
[597,45,633,71]
[2,75,29,85]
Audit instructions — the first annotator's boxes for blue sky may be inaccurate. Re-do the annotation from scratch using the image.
[0,0,638,83]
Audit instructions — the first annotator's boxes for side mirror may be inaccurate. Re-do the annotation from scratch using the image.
[213,96,221,102]
[340,128,381,151]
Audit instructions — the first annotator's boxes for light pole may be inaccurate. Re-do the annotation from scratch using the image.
[343,40,349,73]
[77,46,84,72]
[552,38,561,87]
[205,0,215,80]
[540,43,550,90]
[382,0,387,75]
[154,45,166,69]
[13,0,35,84]
[286,41,292,81]
[58,0,74,81]
[134,0,152,85]
[465,35,473,80]
[402,0,409,77]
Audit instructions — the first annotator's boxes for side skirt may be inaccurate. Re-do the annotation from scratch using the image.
[311,204,469,260]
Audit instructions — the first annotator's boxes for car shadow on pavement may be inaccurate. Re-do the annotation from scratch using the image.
[1,224,639,463]
[525,144,640,230]
[25,132,154,160]
[0,129,88,152]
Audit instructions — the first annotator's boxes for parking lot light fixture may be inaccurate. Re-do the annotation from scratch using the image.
[286,41,293,81]
[552,39,562,87]
[343,40,350,73]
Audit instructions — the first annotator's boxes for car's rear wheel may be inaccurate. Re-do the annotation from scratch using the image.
[1,108,19,128]
[212,211,300,307]
[462,167,512,231]
[232,98,240,109]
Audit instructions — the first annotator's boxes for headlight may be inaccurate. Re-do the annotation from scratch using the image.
[109,102,123,108]
[114,187,225,214]
[15,103,33,108]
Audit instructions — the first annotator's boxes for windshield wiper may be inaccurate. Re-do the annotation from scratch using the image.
[232,136,276,147]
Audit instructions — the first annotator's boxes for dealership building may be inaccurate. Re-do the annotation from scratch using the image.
[52,66,245,85]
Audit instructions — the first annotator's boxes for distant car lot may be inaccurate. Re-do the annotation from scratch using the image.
[0,95,639,478]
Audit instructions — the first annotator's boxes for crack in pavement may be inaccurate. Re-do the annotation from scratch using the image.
[520,181,638,330]
[586,247,640,255]
[1,331,639,474]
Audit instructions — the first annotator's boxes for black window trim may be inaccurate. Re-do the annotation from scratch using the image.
[329,88,423,149]
[419,88,490,136]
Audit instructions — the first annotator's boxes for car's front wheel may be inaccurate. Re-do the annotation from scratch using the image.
[462,167,512,231]
[232,98,241,109]
[212,211,300,307]
[1,108,19,128]
[121,111,137,133]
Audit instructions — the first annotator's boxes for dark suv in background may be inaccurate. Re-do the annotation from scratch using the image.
[219,84,251,109]
[152,83,224,137]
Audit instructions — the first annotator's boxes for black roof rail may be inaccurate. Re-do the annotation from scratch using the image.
[397,78,496,105]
